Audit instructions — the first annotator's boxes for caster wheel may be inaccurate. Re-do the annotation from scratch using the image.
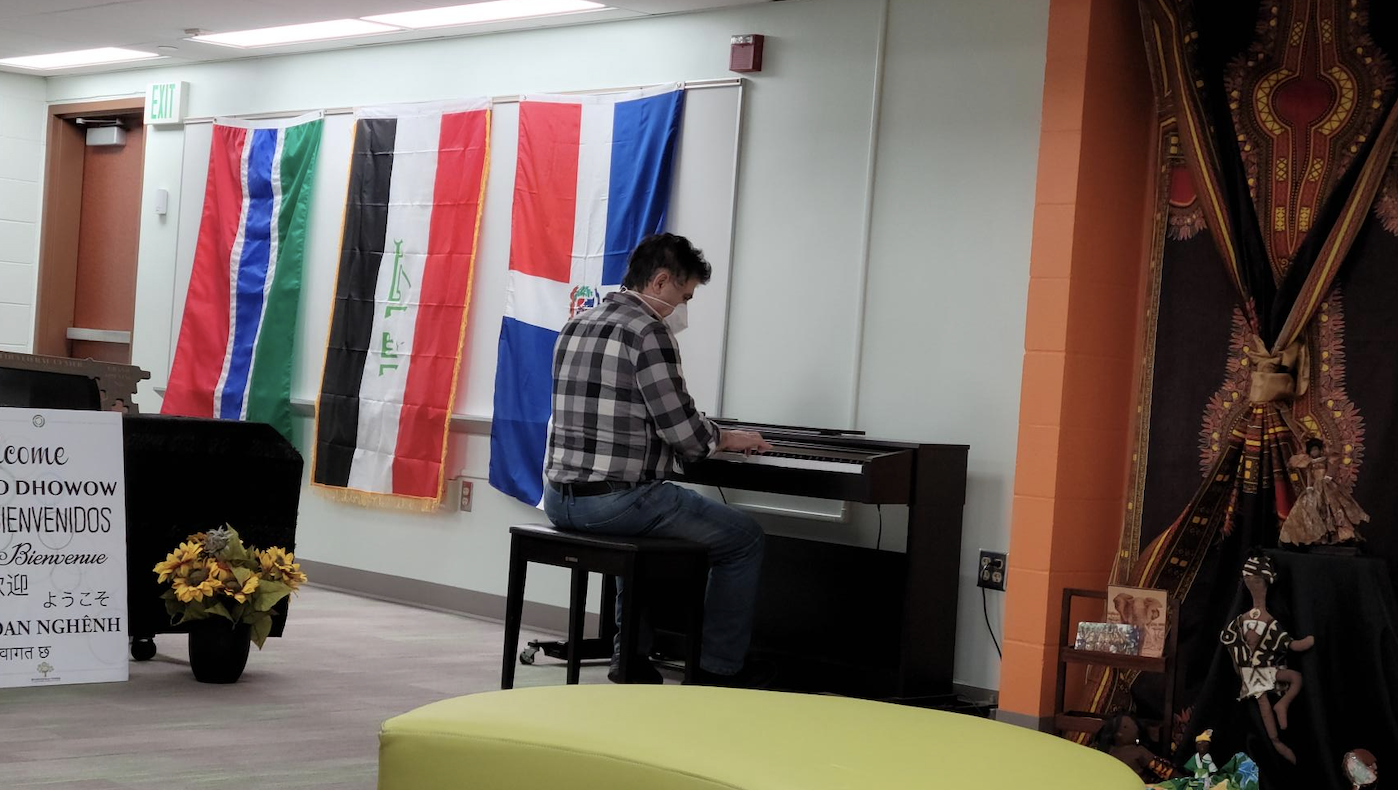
[130,638,156,661]
[519,648,537,665]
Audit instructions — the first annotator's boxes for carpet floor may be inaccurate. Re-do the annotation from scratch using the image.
[0,585,613,789]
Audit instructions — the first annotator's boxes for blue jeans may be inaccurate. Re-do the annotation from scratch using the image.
[542,481,764,675]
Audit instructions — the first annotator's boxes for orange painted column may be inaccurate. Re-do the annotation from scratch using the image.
[998,0,1157,727]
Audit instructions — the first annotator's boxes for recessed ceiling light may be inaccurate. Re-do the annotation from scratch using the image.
[190,18,400,48]
[0,47,161,70]
[363,0,607,30]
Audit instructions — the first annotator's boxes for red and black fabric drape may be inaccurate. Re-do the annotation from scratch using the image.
[1083,0,1398,753]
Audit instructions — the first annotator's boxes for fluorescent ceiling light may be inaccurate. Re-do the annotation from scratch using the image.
[0,47,160,70]
[191,19,400,48]
[364,0,607,30]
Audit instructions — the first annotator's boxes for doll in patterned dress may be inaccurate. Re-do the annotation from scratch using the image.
[1219,553,1314,764]
[1279,437,1368,546]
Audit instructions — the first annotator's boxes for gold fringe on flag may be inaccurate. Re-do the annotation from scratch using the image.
[311,482,442,513]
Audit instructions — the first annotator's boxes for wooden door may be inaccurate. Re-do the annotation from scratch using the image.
[35,100,145,363]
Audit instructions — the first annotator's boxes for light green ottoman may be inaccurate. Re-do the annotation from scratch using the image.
[378,685,1138,789]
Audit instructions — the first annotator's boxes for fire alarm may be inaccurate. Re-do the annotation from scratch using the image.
[730,34,764,73]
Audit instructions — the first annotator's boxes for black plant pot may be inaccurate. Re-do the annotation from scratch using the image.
[187,620,252,683]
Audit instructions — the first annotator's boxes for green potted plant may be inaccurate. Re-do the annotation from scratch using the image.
[152,525,306,683]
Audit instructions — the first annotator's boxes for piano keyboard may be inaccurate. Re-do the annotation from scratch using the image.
[713,451,864,474]
[681,419,921,504]
[712,442,881,474]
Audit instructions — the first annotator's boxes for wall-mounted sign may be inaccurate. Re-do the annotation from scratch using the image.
[144,81,187,126]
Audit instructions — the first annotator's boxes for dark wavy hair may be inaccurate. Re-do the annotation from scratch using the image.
[621,233,711,291]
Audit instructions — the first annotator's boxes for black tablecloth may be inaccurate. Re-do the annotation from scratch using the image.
[1178,549,1398,789]
[124,415,303,641]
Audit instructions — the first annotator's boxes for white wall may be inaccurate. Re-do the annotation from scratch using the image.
[0,71,46,352]
[859,0,1048,693]
[42,0,1048,693]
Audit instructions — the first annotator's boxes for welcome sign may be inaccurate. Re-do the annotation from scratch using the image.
[0,409,128,688]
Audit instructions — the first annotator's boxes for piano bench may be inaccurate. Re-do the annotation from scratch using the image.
[379,685,1139,790]
[501,524,709,687]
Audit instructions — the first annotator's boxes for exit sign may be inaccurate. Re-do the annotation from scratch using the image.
[144,81,187,126]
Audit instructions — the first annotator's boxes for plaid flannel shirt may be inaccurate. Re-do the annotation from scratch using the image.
[545,291,719,483]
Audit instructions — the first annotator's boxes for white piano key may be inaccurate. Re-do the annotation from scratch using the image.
[711,451,865,474]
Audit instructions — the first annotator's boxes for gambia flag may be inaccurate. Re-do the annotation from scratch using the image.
[162,113,323,440]
[489,85,685,506]
[312,99,491,508]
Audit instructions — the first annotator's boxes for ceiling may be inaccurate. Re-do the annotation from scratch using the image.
[0,0,770,75]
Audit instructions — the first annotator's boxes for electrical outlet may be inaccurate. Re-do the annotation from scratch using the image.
[459,480,473,512]
[977,550,1008,591]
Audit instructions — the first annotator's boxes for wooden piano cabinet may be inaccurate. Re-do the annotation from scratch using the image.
[680,429,968,704]
[898,443,970,700]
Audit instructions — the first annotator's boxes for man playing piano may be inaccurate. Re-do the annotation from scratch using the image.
[542,233,774,688]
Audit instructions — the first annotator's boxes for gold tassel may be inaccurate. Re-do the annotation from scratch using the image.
[310,483,442,513]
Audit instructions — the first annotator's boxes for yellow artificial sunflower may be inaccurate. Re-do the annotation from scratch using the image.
[204,558,234,584]
[282,563,307,589]
[171,573,222,603]
[257,547,307,589]
[256,546,286,574]
[153,541,203,583]
[225,573,260,604]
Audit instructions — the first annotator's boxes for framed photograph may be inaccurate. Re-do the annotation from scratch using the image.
[1106,585,1169,658]
[1074,622,1143,655]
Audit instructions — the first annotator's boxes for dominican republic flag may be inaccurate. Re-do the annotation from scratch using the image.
[163,112,323,440]
[313,99,491,508]
[490,85,685,506]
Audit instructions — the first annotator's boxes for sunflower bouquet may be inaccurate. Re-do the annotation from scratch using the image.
[153,525,307,648]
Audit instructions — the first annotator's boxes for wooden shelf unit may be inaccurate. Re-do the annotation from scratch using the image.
[1053,588,1179,748]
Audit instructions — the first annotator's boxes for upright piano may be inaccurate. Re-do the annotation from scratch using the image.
[677,419,967,703]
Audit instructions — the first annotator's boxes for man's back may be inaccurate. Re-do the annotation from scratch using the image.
[546,290,716,485]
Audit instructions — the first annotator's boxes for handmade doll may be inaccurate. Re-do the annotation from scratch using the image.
[1150,730,1259,790]
[1280,437,1369,545]
[1093,714,1176,782]
[1219,553,1315,764]
[1343,749,1378,790]
[1185,729,1218,784]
